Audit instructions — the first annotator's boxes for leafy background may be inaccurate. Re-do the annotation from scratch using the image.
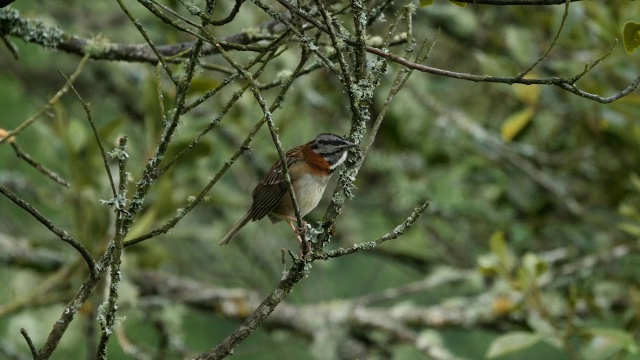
[1,0,640,359]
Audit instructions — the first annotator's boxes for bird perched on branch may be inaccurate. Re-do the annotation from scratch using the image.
[219,133,357,253]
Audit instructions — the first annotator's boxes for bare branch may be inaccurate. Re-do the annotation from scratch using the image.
[0,55,89,145]
[96,137,128,359]
[517,0,570,77]
[451,0,580,4]
[124,38,310,248]
[195,260,309,360]
[19,328,37,359]
[315,200,431,260]
[36,247,114,358]
[0,185,97,278]
[8,142,70,188]
[0,7,283,64]
[115,0,175,82]
[276,0,639,104]
[62,73,117,197]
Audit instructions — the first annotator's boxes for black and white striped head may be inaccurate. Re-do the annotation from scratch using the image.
[308,133,357,170]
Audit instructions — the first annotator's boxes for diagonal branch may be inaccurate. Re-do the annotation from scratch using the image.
[123,38,311,248]
[63,74,117,197]
[8,141,70,188]
[0,55,89,145]
[194,259,308,360]
[0,185,97,278]
[314,200,431,260]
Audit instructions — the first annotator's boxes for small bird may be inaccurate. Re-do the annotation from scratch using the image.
[219,133,357,251]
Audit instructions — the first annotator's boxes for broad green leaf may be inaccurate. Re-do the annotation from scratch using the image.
[623,21,640,54]
[501,107,535,142]
[619,223,640,236]
[420,0,434,6]
[582,328,639,360]
[530,313,563,350]
[619,204,640,219]
[486,332,541,358]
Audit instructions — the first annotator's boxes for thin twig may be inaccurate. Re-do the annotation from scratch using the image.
[1,34,19,59]
[163,32,294,174]
[250,0,340,75]
[178,0,246,26]
[517,0,570,78]
[449,0,580,4]
[124,42,311,248]
[0,185,97,278]
[62,73,117,197]
[20,328,38,359]
[313,0,351,84]
[275,0,639,104]
[314,200,431,260]
[116,0,175,82]
[123,40,203,235]
[0,55,89,145]
[9,142,70,188]
[194,259,308,359]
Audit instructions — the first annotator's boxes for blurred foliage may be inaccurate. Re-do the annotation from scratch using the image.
[1,0,640,359]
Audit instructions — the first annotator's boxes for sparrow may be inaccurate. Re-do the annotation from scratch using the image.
[219,133,356,251]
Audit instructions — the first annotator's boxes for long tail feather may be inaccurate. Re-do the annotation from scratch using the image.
[218,212,251,245]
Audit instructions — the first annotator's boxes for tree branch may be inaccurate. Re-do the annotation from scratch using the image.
[275,0,639,104]
[0,185,97,278]
[450,0,580,4]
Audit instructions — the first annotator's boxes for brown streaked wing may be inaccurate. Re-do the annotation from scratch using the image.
[250,183,286,220]
[249,147,303,220]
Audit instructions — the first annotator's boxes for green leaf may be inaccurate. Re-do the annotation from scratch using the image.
[630,173,640,192]
[582,328,639,360]
[619,223,640,236]
[501,107,535,142]
[522,252,547,277]
[448,0,467,7]
[188,76,220,96]
[622,21,640,54]
[420,0,434,6]
[529,313,563,351]
[487,230,516,275]
[477,253,499,276]
[486,332,541,358]
[489,230,507,259]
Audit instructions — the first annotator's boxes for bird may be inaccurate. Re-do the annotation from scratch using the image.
[219,133,357,252]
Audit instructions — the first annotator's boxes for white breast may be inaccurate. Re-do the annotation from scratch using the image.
[293,172,330,216]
